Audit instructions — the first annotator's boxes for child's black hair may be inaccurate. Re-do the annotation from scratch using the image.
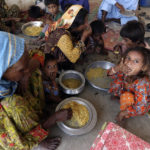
[120,20,145,44]
[28,5,44,18]
[123,46,150,81]
[44,53,57,66]
[90,20,106,35]
[44,0,59,6]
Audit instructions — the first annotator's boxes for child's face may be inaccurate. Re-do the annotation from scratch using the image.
[93,34,102,43]
[43,60,58,79]
[122,37,134,49]
[124,51,144,76]
[47,4,58,16]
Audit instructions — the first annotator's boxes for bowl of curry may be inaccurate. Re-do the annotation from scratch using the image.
[59,70,85,95]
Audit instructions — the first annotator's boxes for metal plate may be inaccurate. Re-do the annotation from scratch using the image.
[85,61,115,92]
[120,10,135,17]
[55,97,97,136]
[21,21,43,37]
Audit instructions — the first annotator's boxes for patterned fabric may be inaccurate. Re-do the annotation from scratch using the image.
[43,81,59,96]
[53,11,64,22]
[0,33,48,149]
[45,5,83,39]
[0,31,24,98]
[45,25,85,63]
[40,11,63,38]
[57,34,85,63]
[0,0,20,32]
[120,91,134,111]
[29,49,45,67]
[0,93,48,150]
[29,69,45,107]
[59,0,89,12]
[45,28,69,53]
[0,0,20,18]
[90,122,150,150]
[109,72,150,117]
[0,0,9,18]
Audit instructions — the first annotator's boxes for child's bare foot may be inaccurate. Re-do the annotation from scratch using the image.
[115,117,127,128]
[39,137,61,150]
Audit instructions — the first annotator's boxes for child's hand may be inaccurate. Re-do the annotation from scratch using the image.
[45,14,53,24]
[45,18,53,24]
[116,110,128,122]
[114,58,131,74]
[113,44,122,55]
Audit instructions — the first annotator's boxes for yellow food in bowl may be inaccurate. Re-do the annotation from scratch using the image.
[86,67,112,89]
[86,67,107,80]
[24,26,43,36]
[62,101,89,128]
[62,78,81,89]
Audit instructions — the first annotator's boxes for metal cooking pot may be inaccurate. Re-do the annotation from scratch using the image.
[59,70,85,95]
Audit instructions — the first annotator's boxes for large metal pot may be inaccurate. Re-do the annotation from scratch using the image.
[59,70,85,95]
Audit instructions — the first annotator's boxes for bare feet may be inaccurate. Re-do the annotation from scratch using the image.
[39,137,61,150]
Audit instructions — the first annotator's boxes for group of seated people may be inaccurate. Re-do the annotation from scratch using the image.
[0,0,150,150]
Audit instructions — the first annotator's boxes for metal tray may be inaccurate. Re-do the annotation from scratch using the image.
[85,61,115,92]
[120,10,135,17]
[21,21,43,37]
[55,97,97,135]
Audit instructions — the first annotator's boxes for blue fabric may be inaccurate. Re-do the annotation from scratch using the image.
[0,31,24,98]
[98,0,139,25]
[45,87,59,96]
[59,0,89,12]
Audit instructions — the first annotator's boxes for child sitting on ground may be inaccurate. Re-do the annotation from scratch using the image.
[28,5,45,20]
[85,20,107,55]
[42,54,61,103]
[114,20,145,55]
[39,0,63,38]
[108,46,150,122]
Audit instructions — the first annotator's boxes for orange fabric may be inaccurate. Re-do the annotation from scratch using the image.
[45,5,83,40]
[120,92,134,111]
[32,53,44,66]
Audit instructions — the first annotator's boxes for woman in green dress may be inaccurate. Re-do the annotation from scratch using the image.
[0,31,72,150]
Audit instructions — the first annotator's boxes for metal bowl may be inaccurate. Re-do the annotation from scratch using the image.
[85,61,115,92]
[59,70,85,95]
[56,97,97,135]
[21,21,43,37]
[120,9,135,17]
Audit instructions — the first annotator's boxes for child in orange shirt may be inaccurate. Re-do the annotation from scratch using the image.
[108,47,150,122]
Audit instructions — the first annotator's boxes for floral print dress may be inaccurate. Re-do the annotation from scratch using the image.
[109,72,150,117]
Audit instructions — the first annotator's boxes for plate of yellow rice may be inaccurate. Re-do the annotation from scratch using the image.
[85,61,115,91]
